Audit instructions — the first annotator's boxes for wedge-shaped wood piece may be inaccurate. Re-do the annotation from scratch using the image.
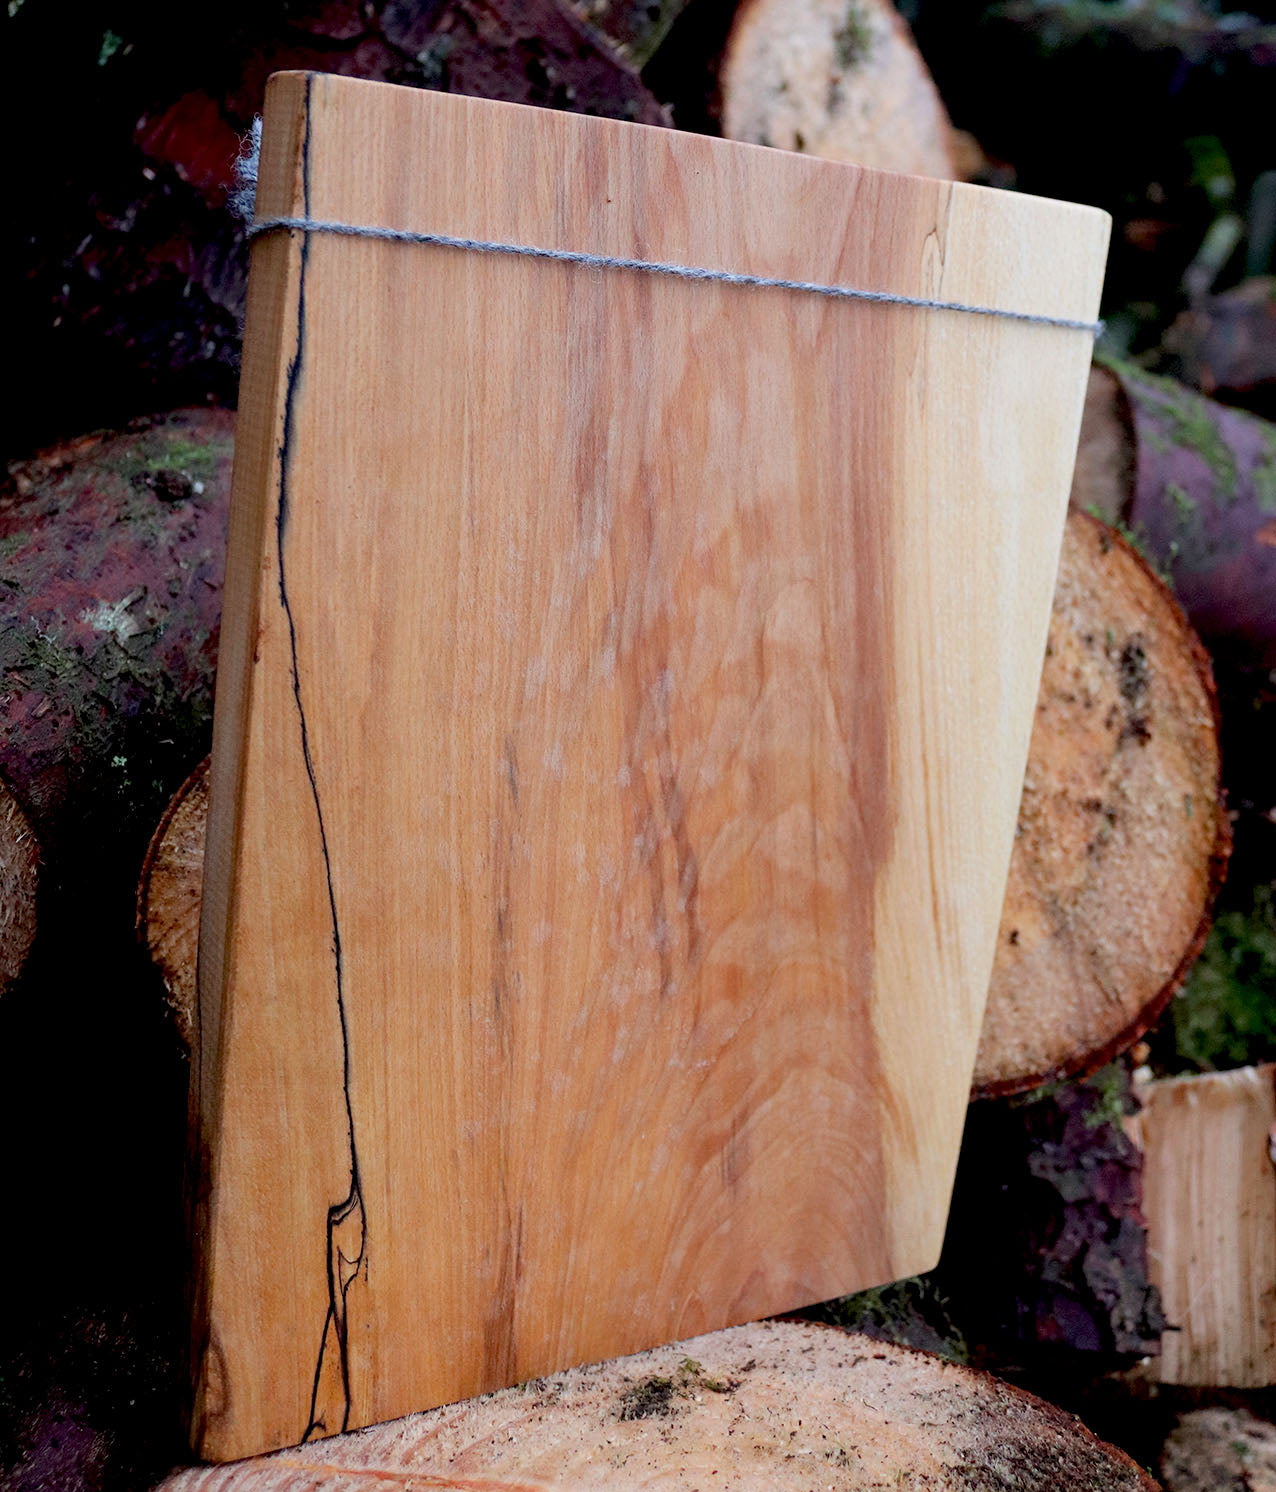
[194,71,1108,1459]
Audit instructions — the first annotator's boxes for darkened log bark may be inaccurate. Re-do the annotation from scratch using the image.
[0,411,233,1492]
[0,410,232,890]
[7,1,665,463]
[938,1062,1167,1375]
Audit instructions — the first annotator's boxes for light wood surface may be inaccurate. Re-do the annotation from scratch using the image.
[162,1319,1157,1490]
[721,0,959,178]
[1133,1064,1276,1386]
[974,511,1227,1096]
[194,71,1107,1460]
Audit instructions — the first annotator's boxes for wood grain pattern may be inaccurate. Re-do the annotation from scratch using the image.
[193,71,1108,1460]
[1133,1065,1276,1386]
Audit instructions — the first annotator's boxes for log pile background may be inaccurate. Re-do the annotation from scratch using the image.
[4,1,1275,1488]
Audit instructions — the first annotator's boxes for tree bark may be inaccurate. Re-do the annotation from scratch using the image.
[155,1318,1158,1490]
[0,410,232,958]
[7,1,665,462]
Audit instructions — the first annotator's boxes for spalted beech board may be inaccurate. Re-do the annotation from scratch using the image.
[194,71,1108,1461]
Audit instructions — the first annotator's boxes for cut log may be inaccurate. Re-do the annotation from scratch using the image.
[1130,1064,1276,1387]
[0,776,39,994]
[1068,358,1276,888]
[1161,1407,1276,1491]
[0,410,231,905]
[1073,358,1276,668]
[0,410,234,1492]
[137,758,209,1049]
[1162,275,1276,408]
[720,0,960,177]
[973,509,1229,1098]
[155,1318,1157,1490]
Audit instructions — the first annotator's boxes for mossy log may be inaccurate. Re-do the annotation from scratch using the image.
[974,509,1229,1097]
[1072,360,1276,889]
[0,411,232,931]
[1075,359,1276,667]
[0,412,235,1492]
[155,1319,1157,1491]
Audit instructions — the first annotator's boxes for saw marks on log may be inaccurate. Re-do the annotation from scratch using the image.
[160,1319,1157,1490]
[975,512,1228,1096]
[193,72,1107,1459]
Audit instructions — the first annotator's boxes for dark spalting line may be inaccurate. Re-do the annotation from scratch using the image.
[270,76,368,1442]
[482,1185,525,1388]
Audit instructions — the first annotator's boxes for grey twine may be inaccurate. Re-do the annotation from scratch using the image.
[233,119,1102,337]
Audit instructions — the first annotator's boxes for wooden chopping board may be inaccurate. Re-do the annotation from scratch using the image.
[193,71,1108,1461]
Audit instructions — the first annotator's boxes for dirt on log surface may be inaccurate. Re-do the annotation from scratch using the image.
[974,509,1229,1098]
[155,1319,1157,1491]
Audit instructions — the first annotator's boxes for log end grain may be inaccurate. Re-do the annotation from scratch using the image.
[720,0,959,177]
[0,777,39,993]
[136,756,208,1048]
[974,510,1230,1098]
[156,1319,1158,1490]
[1069,362,1136,524]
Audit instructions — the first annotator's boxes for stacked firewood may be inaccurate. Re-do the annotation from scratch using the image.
[4,2,1273,1488]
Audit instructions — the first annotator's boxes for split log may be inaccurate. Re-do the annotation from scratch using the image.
[1130,1064,1276,1387]
[973,509,1229,1097]
[155,1318,1156,1490]
[720,0,960,178]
